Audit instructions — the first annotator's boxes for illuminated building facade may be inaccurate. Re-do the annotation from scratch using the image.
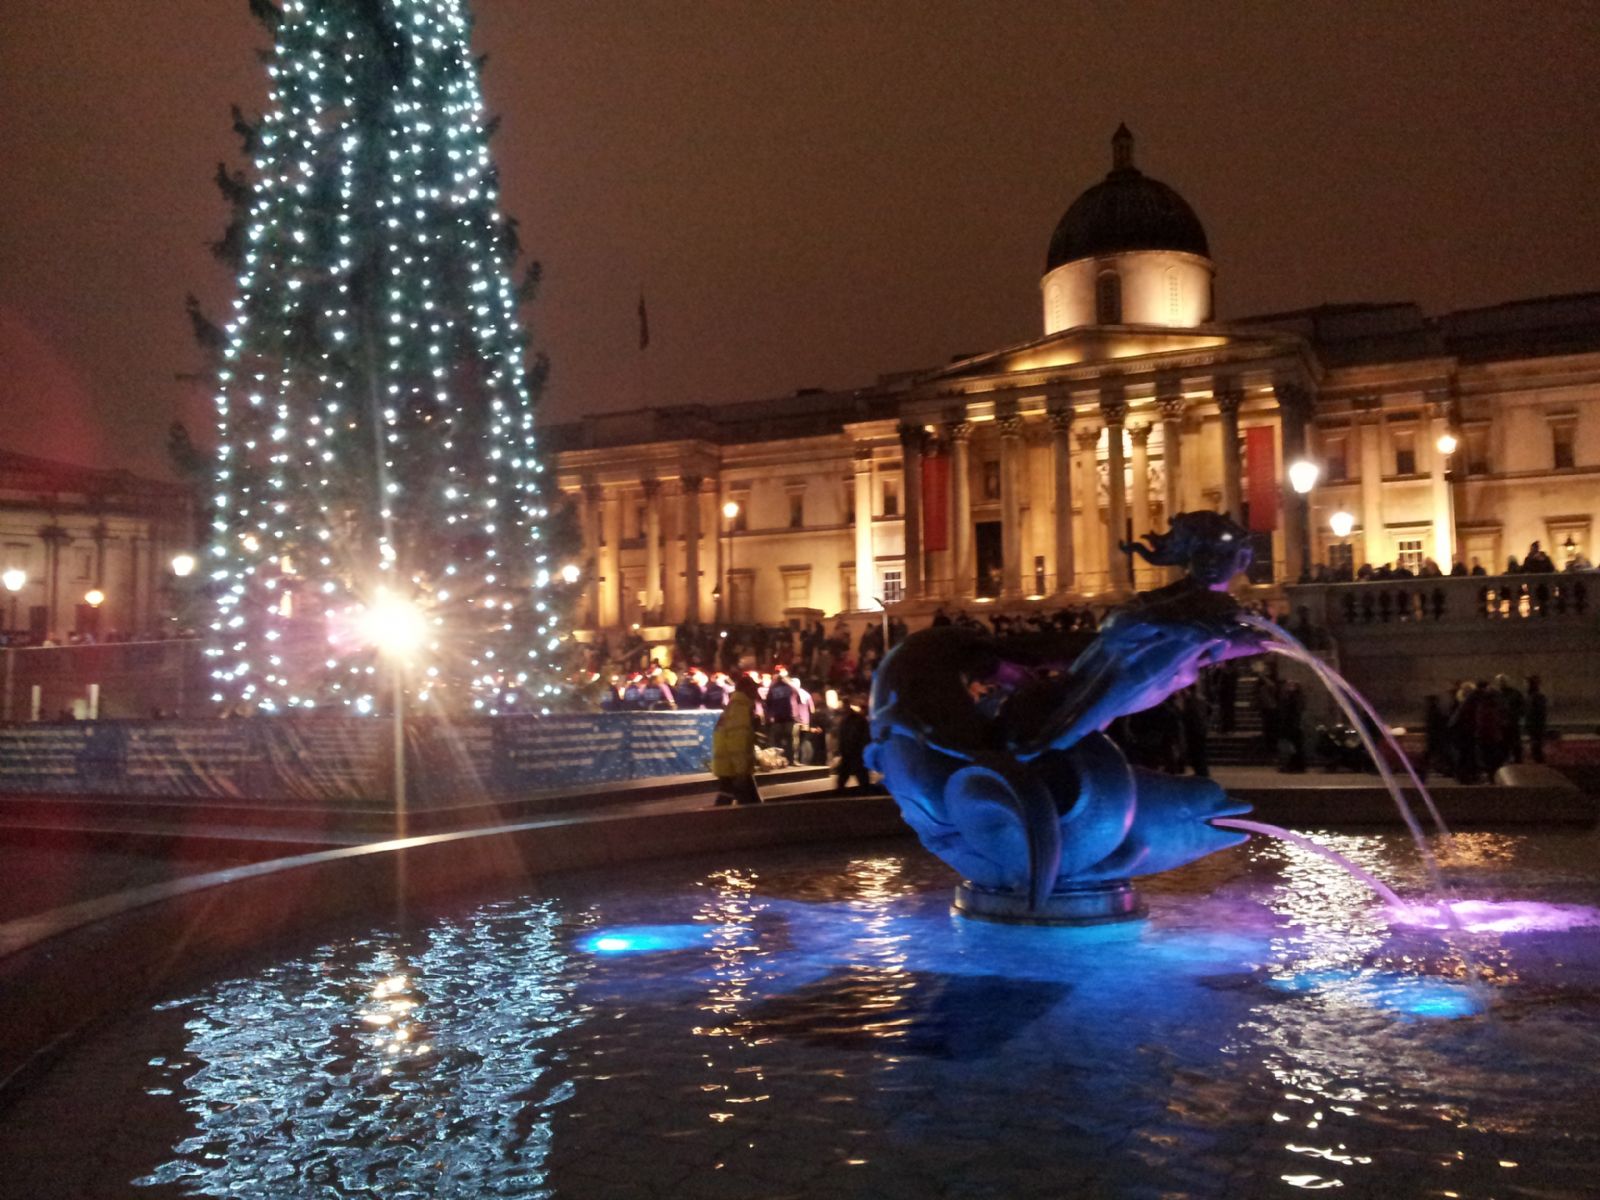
[551,129,1600,631]
[0,450,193,640]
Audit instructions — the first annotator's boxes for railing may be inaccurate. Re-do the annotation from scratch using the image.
[1289,572,1593,627]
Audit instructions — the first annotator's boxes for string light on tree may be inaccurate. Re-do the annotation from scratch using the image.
[200,0,573,715]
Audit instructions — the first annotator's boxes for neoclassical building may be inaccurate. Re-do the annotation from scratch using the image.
[550,129,1600,632]
[0,450,194,640]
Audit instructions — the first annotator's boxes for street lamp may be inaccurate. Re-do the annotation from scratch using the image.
[1329,510,1355,539]
[2,568,24,633]
[721,500,740,624]
[170,553,196,578]
[1436,431,1459,457]
[1287,459,1320,582]
[559,562,581,585]
[84,588,106,608]
[361,590,427,838]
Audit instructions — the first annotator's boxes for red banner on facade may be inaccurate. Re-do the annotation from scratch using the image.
[1245,425,1279,532]
[922,452,950,552]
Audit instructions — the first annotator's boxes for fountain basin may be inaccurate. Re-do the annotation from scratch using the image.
[3,828,1600,1198]
[953,878,1147,925]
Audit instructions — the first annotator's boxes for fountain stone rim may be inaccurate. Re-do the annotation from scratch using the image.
[953,878,1148,926]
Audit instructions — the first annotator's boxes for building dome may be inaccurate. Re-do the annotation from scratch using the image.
[1039,126,1215,334]
[1045,125,1209,271]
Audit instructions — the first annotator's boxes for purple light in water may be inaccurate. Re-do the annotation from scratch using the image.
[1387,900,1600,934]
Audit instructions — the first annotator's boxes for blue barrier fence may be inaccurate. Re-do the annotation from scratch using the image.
[0,712,719,808]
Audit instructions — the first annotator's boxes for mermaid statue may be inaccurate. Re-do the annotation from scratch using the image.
[866,512,1265,923]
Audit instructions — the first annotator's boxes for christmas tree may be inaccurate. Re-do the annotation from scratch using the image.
[200,0,572,716]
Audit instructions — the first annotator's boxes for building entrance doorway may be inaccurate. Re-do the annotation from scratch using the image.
[975,521,1003,598]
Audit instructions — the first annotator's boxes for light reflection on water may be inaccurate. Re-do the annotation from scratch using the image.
[70,831,1599,1197]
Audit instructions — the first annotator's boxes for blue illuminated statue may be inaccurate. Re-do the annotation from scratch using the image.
[867,513,1264,923]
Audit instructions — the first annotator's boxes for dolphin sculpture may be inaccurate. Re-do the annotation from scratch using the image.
[867,512,1266,918]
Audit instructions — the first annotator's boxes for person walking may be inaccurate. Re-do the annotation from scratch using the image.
[763,667,798,766]
[711,674,763,806]
[833,697,873,792]
[1526,675,1549,763]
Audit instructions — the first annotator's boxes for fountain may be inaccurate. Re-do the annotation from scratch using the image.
[867,512,1271,924]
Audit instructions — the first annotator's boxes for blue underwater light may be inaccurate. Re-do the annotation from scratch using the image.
[581,924,716,956]
[1268,969,1485,1020]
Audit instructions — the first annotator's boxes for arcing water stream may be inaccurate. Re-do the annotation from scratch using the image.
[1231,614,1466,933]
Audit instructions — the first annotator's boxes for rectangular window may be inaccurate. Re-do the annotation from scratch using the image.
[1393,430,1416,477]
[882,479,899,518]
[1396,537,1425,574]
[840,565,856,612]
[1328,543,1354,573]
[1465,427,1490,476]
[730,494,749,532]
[788,492,805,528]
[882,569,904,604]
[1323,435,1348,483]
[1553,421,1576,470]
[76,551,93,581]
[1033,555,1047,596]
[844,478,856,525]
[982,460,1002,501]
[782,569,809,608]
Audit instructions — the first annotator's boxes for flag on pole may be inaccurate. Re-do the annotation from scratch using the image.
[638,291,650,350]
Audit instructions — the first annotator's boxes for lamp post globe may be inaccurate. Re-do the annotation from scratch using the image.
[1,568,24,594]
[1436,431,1459,456]
[1329,510,1356,539]
[170,553,197,578]
[1288,459,1320,496]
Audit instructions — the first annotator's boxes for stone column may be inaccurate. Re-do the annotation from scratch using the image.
[1100,386,1130,591]
[853,444,877,609]
[1215,379,1244,524]
[997,403,1025,599]
[599,495,622,628]
[1358,415,1385,567]
[1129,422,1152,588]
[583,481,604,628]
[1429,401,1455,567]
[945,416,974,599]
[1047,403,1075,594]
[897,422,925,601]
[1074,426,1102,593]
[1156,377,1184,523]
[681,473,703,624]
[1276,380,1311,582]
[642,478,663,621]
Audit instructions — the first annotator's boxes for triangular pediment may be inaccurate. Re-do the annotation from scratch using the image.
[923,324,1244,382]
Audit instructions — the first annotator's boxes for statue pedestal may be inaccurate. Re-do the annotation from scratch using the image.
[954,879,1147,927]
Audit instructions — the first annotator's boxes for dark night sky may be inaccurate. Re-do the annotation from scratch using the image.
[1,1,1596,479]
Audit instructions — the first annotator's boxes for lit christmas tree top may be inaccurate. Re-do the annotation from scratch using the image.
[206,0,563,716]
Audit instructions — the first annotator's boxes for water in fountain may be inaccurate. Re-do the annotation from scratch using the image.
[1210,818,1406,909]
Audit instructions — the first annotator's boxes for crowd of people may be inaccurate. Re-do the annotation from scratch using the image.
[1308,540,1593,584]
[1423,674,1550,782]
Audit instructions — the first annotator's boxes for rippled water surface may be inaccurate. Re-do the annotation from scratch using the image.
[7,830,1600,1199]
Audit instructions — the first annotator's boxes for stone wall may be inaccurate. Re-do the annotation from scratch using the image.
[1288,574,1600,725]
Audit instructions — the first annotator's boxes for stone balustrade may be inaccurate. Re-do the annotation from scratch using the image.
[1289,573,1592,628]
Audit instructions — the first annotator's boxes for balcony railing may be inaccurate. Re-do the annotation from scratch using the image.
[1289,572,1593,627]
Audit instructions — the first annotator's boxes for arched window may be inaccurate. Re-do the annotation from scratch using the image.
[1095,270,1122,324]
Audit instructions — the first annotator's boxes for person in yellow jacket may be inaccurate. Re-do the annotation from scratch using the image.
[712,674,763,806]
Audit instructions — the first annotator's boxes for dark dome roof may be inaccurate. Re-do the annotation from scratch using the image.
[1045,126,1209,271]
